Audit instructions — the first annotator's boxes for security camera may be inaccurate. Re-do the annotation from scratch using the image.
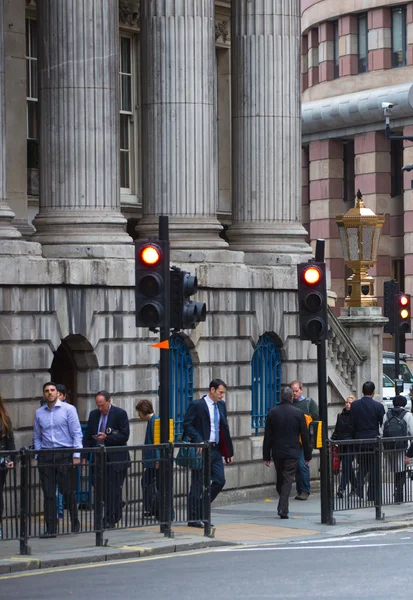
[402,164,413,172]
[382,102,394,110]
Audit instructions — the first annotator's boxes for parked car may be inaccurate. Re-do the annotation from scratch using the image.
[382,352,413,411]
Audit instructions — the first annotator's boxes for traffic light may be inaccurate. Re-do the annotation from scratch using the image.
[297,262,328,343]
[396,293,411,333]
[135,240,168,328]
[170,268,207,330]
[383,280,398,334]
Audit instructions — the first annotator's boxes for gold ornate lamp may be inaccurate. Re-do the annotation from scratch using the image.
[336,190,385,307]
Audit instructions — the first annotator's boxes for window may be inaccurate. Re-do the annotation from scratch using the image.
[392,6,407,68]
[119,36,133,191]
[333,21,339,79]
[391,139,403,198]
[26,18,39,193]
[343,140,355,203]
[357,13,368,73]
[251,334,281,435]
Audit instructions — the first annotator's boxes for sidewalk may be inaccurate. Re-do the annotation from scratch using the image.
[1,494,413,574]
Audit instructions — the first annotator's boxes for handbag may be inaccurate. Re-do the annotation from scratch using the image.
[333,445,340,473]
[175,443,203,470]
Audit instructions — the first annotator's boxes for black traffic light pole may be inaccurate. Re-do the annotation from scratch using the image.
[158,216,172,537]
[314,240,333,525]
[158,216,170,444]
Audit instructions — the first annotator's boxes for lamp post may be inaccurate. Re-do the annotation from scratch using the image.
[336,190,385,307]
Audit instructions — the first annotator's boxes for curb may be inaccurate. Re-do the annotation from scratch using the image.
[0,538,234,575]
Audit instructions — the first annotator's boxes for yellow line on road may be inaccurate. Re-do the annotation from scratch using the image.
[0,547,221,581]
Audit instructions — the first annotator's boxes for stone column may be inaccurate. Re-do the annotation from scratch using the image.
[138,0,234,259]
[32,0,132,258]
[229,0,311,265]
[0,0,22,242]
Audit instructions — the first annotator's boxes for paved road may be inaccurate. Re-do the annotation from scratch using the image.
[2,529,413,600]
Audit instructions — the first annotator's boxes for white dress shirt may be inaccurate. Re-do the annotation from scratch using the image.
[205,395,220,443]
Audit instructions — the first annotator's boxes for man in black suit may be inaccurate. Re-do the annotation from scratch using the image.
[183,378,234,528]
[263,387,312,519]
[350,380,385,501]
[83,391,130,527]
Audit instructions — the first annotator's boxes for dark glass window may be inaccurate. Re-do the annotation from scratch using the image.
[358,13,368,73]
[333,21,339,79]
[392,6,407,68]
[343,140,355,203]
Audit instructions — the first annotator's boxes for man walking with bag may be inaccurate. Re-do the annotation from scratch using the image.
[183,379,234,528]
[263,387,312,518]
[290,380,318,500]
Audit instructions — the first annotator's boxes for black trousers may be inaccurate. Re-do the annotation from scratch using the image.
[0,467,8,522]
[103,465,127,526]
[188,446,225,521]
[274,458,297,516]
[38,451,78,533]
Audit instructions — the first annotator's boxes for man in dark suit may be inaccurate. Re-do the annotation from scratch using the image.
[183,378,234,528]
[83,390,130,527]
[263,386,312,519]
[350,380,385,501]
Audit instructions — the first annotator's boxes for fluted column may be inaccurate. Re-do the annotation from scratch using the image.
[229,0,311,264]
[0,0,21,242]
[138,0,230,256]
[33,0,132,258]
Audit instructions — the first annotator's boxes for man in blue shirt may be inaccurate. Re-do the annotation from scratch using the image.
[33,382,83,538]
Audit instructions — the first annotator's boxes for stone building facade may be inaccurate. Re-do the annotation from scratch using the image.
[0,0,384,498]
[302,0,413,356]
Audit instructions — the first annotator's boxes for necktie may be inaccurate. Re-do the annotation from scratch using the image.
[214,403,219,444]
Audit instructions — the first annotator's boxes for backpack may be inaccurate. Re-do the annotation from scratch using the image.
[383,408,407,450]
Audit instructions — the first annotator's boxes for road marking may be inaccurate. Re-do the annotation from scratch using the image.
[216,541,413,551]
[0,548,221,581]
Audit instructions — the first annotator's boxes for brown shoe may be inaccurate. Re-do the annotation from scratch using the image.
[295,492,309,501]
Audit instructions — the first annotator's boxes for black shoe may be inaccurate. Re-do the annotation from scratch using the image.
[279,513,289,519]
[71,520,81,533]
[188,521,204,529]
[336,490,344,499]
[40,531,57,539]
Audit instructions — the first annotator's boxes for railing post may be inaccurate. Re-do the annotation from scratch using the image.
[163,442,173,538]
[203,443,212,537]
[375,438,383,520]
[326,440,336,525]
[95,447,105,547]
[19,449,30,555]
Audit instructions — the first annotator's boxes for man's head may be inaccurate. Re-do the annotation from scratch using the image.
[209,379,227,402]
[56,384,67,401]
[362,381,375,397]
[136,399,154,421]
[95,390,112,415]
[280,387,294,404]
[393,395,407,408]
[290,380,303,401]
[42,382,58,406]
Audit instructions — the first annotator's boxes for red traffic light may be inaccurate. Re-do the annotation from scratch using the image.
[139,244,162,266]
[399,295,409,307]
[303,266,322,285]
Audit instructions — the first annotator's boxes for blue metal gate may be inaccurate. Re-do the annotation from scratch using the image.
[251,333,282,435]
[170,335,194,440]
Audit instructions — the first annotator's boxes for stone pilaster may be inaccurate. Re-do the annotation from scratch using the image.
[137,0,234,261]
[32,0,132,258]
[0,0,22,243]
[229,0,310,265]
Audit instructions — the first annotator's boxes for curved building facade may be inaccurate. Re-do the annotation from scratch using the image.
[301,0,413,354]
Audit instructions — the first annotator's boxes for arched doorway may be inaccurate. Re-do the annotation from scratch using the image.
[50,334,99,417]
[50,341,77,405]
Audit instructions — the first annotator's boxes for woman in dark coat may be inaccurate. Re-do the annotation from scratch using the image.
[136,400,160,518]
[331,395,357,498]
[0,395,15,537]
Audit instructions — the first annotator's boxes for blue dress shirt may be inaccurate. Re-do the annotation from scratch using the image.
[33,400,83,458]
